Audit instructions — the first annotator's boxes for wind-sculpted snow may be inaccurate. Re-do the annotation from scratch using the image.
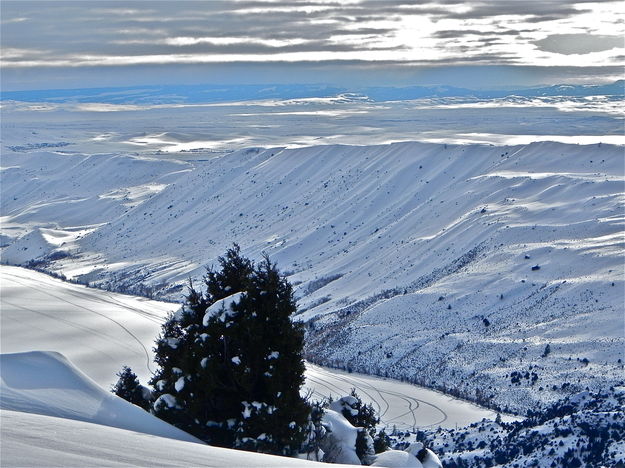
[0,351,201,443]
[0,409,360,468]
[1,141,623,413]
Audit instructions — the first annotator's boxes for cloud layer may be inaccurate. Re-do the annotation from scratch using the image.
[1,0,623,88]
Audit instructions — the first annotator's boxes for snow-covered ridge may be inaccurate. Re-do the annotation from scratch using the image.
[1,140,623,413]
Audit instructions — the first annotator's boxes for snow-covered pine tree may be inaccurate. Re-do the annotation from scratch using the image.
[230,254,309,454]
[150,245,310,456]
[149,306,195,432]
[346,388,379,432]
[111,366,151,411]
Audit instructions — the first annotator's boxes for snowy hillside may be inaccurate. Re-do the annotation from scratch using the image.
[2,140,623,414]
[422,388,625,467]
[0,266,174,384]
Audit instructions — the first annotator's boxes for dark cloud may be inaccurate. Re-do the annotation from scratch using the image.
[534,34,624,55]
[433,29,526,39]
[523,15,573,23]
[1,0,618,54]
[441,1,590,20]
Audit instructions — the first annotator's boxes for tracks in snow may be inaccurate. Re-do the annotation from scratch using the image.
[304,363,448,430]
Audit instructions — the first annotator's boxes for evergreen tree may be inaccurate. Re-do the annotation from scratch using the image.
[299,400,327,461]
[111,366,151,411]
[150,245,310,456]
[542,343,552,357]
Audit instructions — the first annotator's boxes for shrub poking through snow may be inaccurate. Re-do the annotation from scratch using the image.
[373,428,391,454]
[149,244,310,456]
[299,399,327,461]
[111,366,151,411]
[322,391,379,464]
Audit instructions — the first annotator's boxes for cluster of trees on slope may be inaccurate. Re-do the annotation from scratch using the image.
[419,388,625,467]
[112,245,424,465]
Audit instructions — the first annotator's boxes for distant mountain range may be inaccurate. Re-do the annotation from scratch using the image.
[2,81,623,105]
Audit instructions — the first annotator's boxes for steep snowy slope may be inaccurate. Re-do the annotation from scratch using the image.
[0,265,175,385]
[2,141,623,413]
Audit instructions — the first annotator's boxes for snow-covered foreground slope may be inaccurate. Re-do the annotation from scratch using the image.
[2,141,623,413]
[1,409,354,468]
[0,265,175,384]
[0,350,442,468]
[0,265,501,430]
[0,349,357,468]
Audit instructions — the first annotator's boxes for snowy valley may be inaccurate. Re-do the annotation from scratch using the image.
[3,0,625,464]
[2,132,623,414]
[1,88,624,467]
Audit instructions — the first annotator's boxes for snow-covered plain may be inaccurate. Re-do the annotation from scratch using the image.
[1,92,623,157]
[0,265,504,431]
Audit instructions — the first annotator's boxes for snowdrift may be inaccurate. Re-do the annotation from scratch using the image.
[0,351,201,443]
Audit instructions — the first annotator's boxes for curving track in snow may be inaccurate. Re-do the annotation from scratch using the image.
[303,362,516,430]
[0,265,174,386]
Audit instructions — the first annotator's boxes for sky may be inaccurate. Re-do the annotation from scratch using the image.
[1,0,624,91]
